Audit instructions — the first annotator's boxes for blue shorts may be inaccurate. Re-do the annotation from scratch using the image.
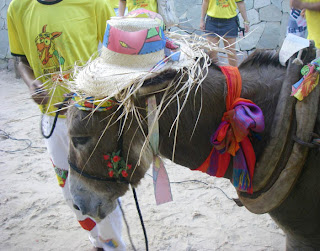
[205,15,238,38]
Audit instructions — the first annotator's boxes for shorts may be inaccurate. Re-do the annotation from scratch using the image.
[205,15,239,38]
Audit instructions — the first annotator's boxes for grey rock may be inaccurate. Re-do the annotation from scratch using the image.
[0,2,8,19]
[257,22,281,49]
[279,13,289,47]
[254,0,271,9]
[271,0,283,10]
[245,0,254,10]
[247,9,260,25]
[239,22,266,51]
[282,0,291,13]
[0,29,8,59]
[259,4,283,22]
[0,17,4,29]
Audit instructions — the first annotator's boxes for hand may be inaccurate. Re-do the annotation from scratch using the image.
[30,80,49,105]
[53,93,74,115]
[244,23,250,33]
[292,0,303,9]
[200,19,205,31]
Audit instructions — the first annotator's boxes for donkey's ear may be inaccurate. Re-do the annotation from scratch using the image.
[137,69,177,96]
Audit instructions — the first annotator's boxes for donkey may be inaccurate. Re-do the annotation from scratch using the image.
[67,46,320,250]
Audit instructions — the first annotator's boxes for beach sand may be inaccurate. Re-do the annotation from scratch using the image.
[0,69,285,250]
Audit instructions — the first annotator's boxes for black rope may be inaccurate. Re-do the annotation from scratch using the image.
[132,187,149,251]
[41,96,71,139]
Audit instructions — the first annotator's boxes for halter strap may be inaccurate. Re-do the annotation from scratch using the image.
[68,159,129,184]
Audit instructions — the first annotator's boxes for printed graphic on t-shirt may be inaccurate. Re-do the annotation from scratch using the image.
[132,0,150,8]
[35,25,65,74]
[216,0,230,8]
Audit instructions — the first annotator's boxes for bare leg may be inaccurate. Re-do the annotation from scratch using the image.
[206,36,220,64]
[223,37,237,66]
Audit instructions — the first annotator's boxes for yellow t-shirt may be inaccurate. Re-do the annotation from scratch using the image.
[303,0,320,48]
[126,0,158,13]
[109,0,119,8]
[7,0,115,117]
[207,0,243,19]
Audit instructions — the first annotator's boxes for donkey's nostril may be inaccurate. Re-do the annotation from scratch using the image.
[73,204,80,210]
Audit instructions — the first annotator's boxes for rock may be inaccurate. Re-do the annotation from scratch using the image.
[260,5,283,22]
[257,22,281,49]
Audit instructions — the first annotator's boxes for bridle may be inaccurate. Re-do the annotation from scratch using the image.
[68,111,149,251]
[68,160,130,184]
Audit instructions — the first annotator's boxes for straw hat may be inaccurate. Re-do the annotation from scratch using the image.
[73,9,197,99]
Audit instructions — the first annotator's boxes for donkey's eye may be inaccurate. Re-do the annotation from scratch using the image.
[72,136,91,147]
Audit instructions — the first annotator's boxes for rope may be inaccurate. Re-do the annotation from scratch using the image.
[132,187,149,251]
[0,129,45,153]
[118,199,137,251]
[41,109,60,139]
[145,173,234,201]
[41,96,72,139]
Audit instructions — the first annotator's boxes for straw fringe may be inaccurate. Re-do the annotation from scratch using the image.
[46,32,222,177]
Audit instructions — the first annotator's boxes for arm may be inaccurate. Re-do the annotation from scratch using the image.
[292,0,320,11]
[118,0,126,16]
[237,1,250,33]
[15,56,49,105]
[200,0,209,30]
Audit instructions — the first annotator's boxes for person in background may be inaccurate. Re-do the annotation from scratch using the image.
[200,0,249,66]
[288,0,307,38]
[118,0,158,16]
[292,0,320,57]
[7,0,125,250]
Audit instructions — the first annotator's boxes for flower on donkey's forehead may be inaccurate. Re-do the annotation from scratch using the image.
[113,155,121,162]
[121,170,128,178]
[103,151,131,178]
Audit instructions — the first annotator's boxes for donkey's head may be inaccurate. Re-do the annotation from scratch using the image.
[67,103,151,219]
[66,69,179,220]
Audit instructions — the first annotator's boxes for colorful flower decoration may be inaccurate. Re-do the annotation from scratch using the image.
[103,151,132,178]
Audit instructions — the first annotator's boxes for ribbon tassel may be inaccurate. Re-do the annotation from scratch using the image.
[147,95,173,204]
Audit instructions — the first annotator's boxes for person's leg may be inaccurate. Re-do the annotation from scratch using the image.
[206,35,220,64]
[42,115,125,250]
[204,16,221,64]
[223,37,238,66]
[97,199,126,250]
[316,48,320,58]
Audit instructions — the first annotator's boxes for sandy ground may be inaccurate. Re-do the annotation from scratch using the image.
[0,69,286,251]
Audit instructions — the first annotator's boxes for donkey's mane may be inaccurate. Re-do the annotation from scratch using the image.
[239,50,285,69]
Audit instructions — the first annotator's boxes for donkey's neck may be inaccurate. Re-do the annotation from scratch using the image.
[156,61,287,179]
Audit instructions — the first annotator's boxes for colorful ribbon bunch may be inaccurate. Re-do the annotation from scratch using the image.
[197,66,265,193]
[291,57,320,101]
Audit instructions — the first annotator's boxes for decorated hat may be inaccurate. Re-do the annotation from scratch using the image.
[72,9,200,99]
